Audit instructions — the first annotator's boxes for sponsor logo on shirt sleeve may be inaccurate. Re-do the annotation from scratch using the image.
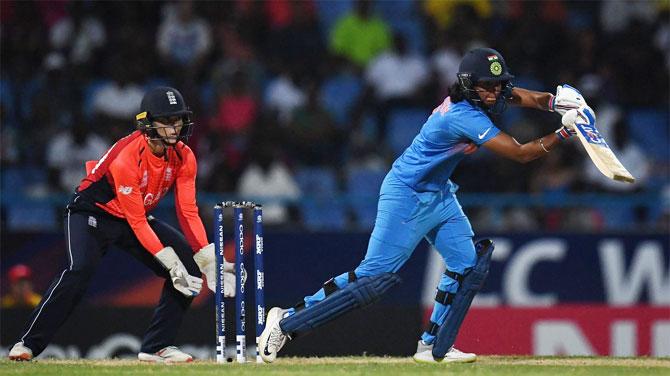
[118,186,133,195]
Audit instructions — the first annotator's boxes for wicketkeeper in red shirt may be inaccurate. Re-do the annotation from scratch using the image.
[9,87,235,363]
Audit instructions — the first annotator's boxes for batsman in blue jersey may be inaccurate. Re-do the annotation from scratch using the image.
[259,47,591,363]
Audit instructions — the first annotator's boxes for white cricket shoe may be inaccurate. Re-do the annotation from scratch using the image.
[8,342,33,361]
[138,346,193,363]
[259,307,289,363]
[413,340,476,363]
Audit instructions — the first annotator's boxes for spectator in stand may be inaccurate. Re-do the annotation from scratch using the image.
[28,52,79,163]
[430,30,465,99]
[1,265,41,309]
[329,0,392,68]
[1,1,50,87]
[49,2,106,75]
[654,7,670,71]
[46,115,110,193]
[599,1,658,34]
[529,144,587,231]
[32,52,75,120]
[157,1,212,81]
[204,69,259,189]
[530,145,580,195]
[264,65,307,125]
[361,33,430,142]
[265,1,324,79]
[237,142,301,226]
[210,10,265,104]
[210,69,259,138]
[423,0,492,32]
[90,55,144,140]
[285,81,344,167]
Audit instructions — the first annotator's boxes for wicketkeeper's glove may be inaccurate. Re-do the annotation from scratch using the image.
[550,84,587,115]
[193,243,236,297]
[155,246,203,297]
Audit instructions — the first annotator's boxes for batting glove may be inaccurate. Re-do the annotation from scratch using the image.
[559,105,596,140]
[550,84,587,115]
[555,125,576,140]
[193,243,236,297]
[562,105,596,125]
[155,246,203,297]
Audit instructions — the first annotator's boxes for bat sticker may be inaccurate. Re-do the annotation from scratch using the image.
[576,123,608,147]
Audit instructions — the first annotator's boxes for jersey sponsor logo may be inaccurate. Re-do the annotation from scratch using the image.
[118,186,133,195]
[144,193,154,206]
[478,127,492,139]
[164,167,172,181]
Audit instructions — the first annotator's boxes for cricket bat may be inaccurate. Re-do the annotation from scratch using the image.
[565,109,635,183]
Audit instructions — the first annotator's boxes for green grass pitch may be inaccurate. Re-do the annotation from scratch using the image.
[1,356,668,375]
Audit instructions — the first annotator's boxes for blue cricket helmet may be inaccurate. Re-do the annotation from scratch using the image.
[140,86,192,119]
[457,48,515,115]
[458,47,514,83]
[136,86,194,142]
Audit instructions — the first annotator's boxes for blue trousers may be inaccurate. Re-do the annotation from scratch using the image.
[298,172,476,342]
[16,208,200,356]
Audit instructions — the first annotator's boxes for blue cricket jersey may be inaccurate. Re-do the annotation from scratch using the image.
[391,98,500,192]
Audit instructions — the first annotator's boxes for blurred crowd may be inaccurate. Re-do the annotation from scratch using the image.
[1,0,669,232]
[1,264,41,309]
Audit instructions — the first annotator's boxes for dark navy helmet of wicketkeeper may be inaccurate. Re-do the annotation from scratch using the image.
[457,47,515,116]
[136,86,194,143]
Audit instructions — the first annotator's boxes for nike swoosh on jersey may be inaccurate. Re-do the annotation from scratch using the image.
[478,128,492,139]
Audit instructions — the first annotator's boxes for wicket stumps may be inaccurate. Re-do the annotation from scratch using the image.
[253,205,265,363]
[214,201,265,364]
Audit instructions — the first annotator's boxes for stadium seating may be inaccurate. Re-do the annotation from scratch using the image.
[295,167,347,230]
[386,107,429,156]
[82,79,112,120]
[374,0,425,54]
[2,167,55,230]
[315,0,354,36]
[346,167,386,230]
[627,108,670,160]
[320,72,364,127]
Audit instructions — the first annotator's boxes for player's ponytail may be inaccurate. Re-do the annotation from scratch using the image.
[448,82,466,103]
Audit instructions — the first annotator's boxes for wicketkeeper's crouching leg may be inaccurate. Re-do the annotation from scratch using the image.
[9,211,105,361]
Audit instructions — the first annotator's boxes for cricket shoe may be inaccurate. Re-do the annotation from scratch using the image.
[8,342,33,361]
[259,307,289,363]
[138,346,193,363]
[412,340,476,363]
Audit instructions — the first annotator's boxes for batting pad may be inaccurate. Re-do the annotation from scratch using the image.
[280,273,401,335]
[432,239,494,358]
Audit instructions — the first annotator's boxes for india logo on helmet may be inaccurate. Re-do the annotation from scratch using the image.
[490,62,502,76]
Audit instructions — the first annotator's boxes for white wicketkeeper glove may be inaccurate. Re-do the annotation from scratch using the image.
[550,84,587,115]
[193,243,236,297]
[155,246,203,297]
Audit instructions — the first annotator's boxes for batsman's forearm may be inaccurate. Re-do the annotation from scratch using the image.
[518,133,562,163]
[510,88,553,111]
